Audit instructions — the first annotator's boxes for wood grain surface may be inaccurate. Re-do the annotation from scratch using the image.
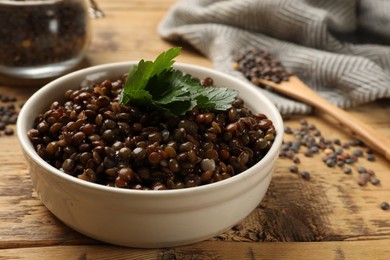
[1,0,390,259]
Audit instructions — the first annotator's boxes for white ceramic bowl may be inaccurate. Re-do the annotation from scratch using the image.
[17,62,284,248]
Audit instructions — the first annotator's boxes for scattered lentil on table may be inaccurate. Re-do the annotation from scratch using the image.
[0,94,19,137]
[280,118,380,186]
[380,201,390,211]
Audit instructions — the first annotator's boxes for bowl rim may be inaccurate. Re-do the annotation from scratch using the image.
[17,61,284,197]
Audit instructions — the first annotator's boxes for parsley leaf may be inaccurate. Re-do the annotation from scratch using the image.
[196,87,238,110]
[119,47,239,115]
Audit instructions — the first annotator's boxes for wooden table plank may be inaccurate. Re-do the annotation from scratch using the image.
[1,240,390,260]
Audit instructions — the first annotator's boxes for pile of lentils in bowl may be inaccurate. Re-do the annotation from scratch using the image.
[27,75,276,190]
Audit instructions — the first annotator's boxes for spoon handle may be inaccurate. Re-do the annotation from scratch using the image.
[314,95,390,161]
[261,76,390,161]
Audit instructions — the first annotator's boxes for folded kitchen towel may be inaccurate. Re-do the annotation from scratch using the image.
[158,0,390,114]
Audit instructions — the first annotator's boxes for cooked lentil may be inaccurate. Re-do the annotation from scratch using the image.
[28,75,276,190]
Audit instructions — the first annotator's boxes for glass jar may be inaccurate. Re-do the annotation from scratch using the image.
[0,0,94,79]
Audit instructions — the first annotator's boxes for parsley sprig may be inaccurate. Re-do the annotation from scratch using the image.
[119,47,238,116]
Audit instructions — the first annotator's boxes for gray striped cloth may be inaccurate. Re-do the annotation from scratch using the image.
[158,0,390,114]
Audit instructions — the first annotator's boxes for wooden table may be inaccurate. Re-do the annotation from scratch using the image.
[1,0,390,259]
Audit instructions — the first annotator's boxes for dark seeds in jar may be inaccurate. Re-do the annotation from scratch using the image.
[0,0,89,68]
[27,76,276,190]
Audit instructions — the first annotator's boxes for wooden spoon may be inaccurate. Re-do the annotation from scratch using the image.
[258,76,390,161]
